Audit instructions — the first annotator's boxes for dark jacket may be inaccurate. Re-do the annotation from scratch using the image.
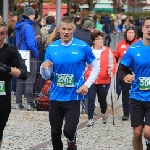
[73,28,92,46]
[33,21,42,52]
[0,44,27,103]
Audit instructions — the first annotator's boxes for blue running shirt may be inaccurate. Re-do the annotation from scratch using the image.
[121,40,150,101]
[45,38,95,101]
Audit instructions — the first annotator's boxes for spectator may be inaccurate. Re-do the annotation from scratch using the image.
[85,31,116,126]
[15,7,39,110]
[11,14,18,22]
[41,15,56,44]
[114,27,138,121]
[74,17,81,29]
[74,19,93,46]
[33,10,42,52]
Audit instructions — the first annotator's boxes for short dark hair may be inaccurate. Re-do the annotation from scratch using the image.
[100,19,105,25]
[35,10,39,20]
[46,16,55,24]
[142,16,150,26]
[74,17,81,23]
[91,31,104,43]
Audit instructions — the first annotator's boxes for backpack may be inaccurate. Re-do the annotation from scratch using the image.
[35,80,51,111]
[9,24,27,47]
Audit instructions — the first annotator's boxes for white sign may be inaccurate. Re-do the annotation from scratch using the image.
[18,50,30,72]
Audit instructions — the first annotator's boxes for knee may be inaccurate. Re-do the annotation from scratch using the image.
[144,133,150,140]
[133,128,143,139]
[144,127,150,140]
[63,128,75,140]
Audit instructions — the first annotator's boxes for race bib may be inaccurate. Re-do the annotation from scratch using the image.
[0,81,6,95]
[139,77,150,90]
[56,74,74,87]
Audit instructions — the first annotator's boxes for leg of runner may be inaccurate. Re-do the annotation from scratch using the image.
[50,101,64,150]
[144,125,150,150]
[63,101,80,150]
[132,126,143,150]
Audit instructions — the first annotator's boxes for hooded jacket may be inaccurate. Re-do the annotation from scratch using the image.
[14,17,39,58]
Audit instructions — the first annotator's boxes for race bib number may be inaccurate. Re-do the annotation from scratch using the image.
[56,74,74,87]
[139,77,150,90]
[0,81,6,95]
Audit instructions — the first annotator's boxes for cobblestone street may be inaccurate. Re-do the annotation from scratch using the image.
[1,92,147,150]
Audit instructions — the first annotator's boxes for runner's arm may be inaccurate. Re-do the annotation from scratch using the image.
[84,59,100,88]
[118,63,131,81]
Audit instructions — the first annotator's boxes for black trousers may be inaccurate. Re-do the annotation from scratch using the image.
[88,84,109,119]
[49,100,80,150]
[0,103,11,141]
[121,81,131,116]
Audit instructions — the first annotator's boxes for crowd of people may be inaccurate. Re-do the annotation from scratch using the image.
[0,6,150,150]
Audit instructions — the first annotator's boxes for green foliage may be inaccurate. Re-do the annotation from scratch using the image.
[122,12,150,20]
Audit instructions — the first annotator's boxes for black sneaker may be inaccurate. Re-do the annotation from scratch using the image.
[122,115,129,121]
[15,104,24,109]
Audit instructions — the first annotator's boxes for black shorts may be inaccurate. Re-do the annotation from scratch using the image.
[129,98,150,127]
[0,103,11,141]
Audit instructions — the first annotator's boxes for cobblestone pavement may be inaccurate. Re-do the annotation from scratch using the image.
[1,95,147,150]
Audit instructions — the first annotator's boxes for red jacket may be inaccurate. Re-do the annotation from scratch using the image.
[114,39,139,60]
[85,46,116,84]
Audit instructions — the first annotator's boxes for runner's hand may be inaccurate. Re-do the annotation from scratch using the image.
[41,61,53,69]
[109,72,114,77]
[77,85,88,95]
[123,74,135,83]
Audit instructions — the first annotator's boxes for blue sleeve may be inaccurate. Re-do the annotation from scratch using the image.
[24,24,39,58]
[84,44,95,64]
[44,46,51,61]
[121,48,132,67]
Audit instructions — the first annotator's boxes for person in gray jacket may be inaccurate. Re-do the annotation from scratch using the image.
[15,7,39,110]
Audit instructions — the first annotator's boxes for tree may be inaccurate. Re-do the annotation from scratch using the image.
[75,0,97,11]
[112,0,149,13]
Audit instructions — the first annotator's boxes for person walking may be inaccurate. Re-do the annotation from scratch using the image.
[15,7,39,110]
[85,31,116,126]
[118,16,150,150]
[114,27,138,120]
[0,18,27,148]
[40,16,100,150]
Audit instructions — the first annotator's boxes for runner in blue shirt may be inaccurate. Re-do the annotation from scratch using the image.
[118,17,150,150]
[40,16,100,150]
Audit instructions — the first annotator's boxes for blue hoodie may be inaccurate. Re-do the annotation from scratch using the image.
[14,17,39,58]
